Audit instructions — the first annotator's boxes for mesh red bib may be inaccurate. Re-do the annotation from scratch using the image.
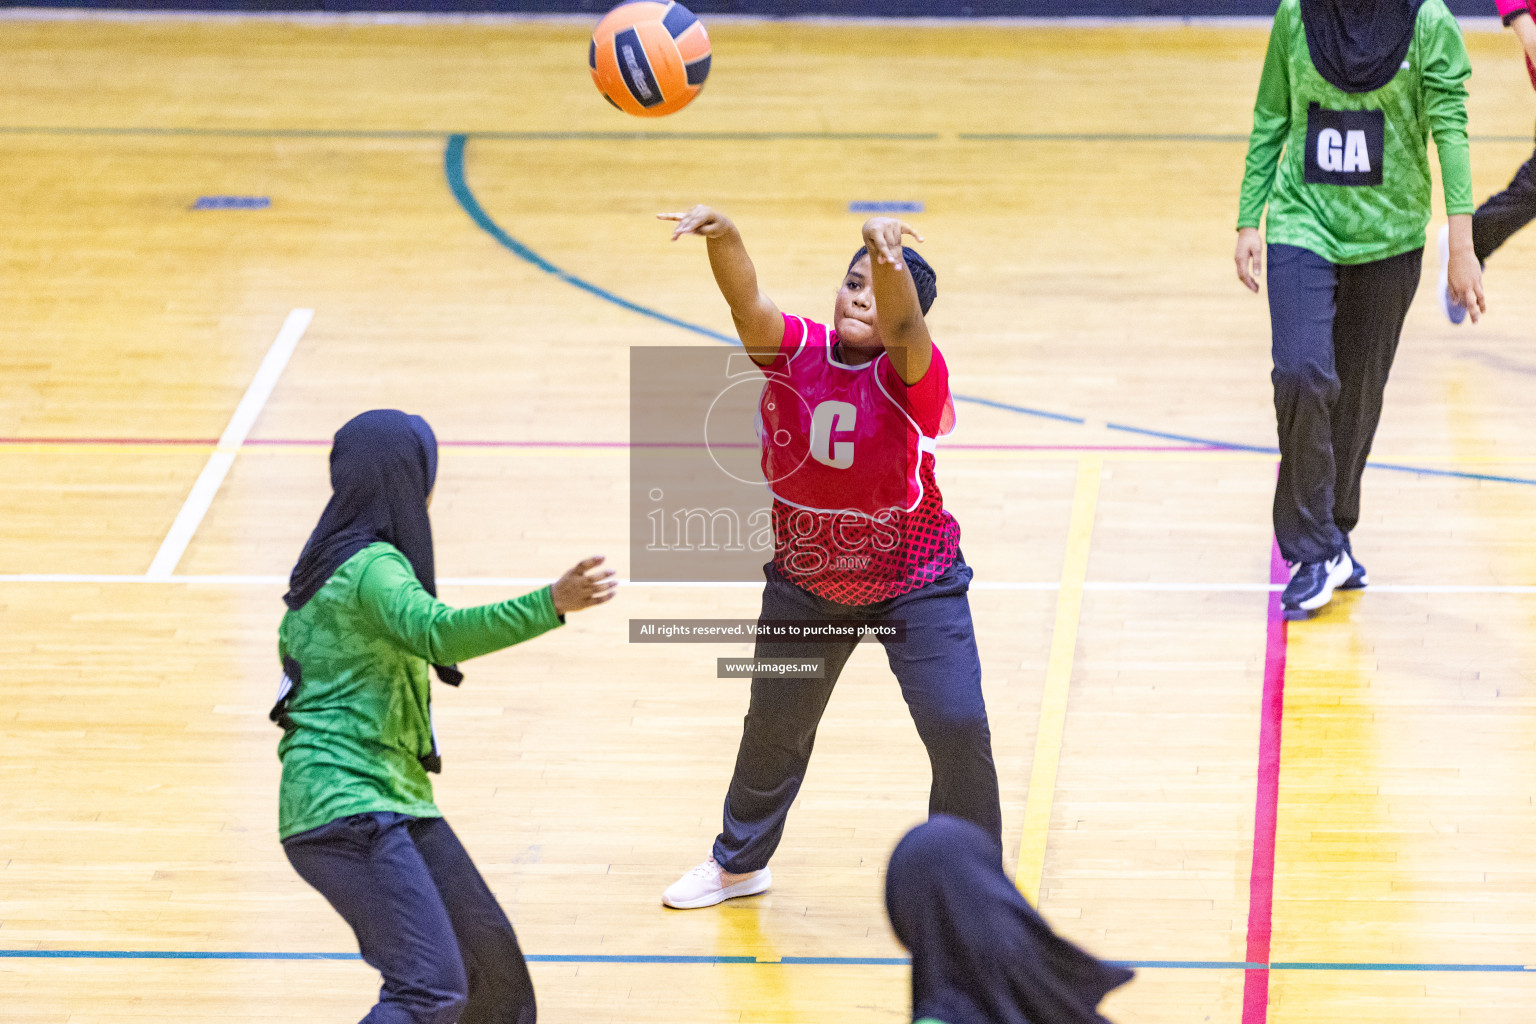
[760,315,960,605]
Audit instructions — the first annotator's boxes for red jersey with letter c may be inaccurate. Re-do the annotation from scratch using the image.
[758,314,960,605]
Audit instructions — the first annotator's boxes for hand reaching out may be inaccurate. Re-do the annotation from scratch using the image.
[550,556,617,615]
[861,217,924,268]
[658,205,736,241]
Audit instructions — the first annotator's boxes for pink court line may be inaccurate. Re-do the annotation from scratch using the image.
[1242,540,1290,1024]
[0,437,1214,453]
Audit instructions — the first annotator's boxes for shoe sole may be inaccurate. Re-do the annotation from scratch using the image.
[662,869,772,910]
[1337,572,1369,591]
[1284,556,1354,615]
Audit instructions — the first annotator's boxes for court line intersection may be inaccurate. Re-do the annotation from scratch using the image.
[441,133,1536,490]
[7,120,1534,1002]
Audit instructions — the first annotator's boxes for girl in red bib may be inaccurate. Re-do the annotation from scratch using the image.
[655,206,1002,909]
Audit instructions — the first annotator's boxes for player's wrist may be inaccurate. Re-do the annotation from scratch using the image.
[705,220,739,243]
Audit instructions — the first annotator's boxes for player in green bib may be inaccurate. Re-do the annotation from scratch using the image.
[274,409,615,1024]
[1235,0,1485,616]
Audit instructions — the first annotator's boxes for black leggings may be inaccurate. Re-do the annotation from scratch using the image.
[284,812,535,1024]
[1266,244,1422,565]
[1473,132,1536,263]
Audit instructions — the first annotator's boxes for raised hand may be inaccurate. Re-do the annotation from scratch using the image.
[550,556,618,614]
[861,217,924,268]
[658,205,736,241]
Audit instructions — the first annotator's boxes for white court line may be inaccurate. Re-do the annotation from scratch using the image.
[144,309,314,579]
[6,574,1536,595]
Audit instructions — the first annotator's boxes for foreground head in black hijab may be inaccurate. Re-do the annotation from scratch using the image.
[885,816,1133,1024]
[285,409,461,684]
[1301,0,1428,94]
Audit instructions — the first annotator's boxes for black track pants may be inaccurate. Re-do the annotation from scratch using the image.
[284,813,536,1024]
[712,557,1002,874]
[1266,243,1423,565]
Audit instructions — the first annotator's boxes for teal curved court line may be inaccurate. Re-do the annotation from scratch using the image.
[443,133,1083,426]
[443,134,1536,488]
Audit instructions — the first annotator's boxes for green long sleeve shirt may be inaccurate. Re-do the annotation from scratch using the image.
[1237,0,1474,264]
[276,542,562,840]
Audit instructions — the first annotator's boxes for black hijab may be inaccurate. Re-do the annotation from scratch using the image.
[285,409,462,685]
[1300,0,1427,94]
[885,816,1133,1024]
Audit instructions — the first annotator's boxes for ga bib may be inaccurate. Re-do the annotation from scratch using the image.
[1304,102,1385,187]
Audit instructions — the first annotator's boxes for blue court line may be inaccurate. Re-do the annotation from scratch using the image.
[442,132,1536,489]
[2,950,1532,971]
[444,134,731,344]
[531,954,757,963]
[1106,423,1536,486]
[1105,422,1278,452]
[443,133,1088,428]
[954,394,1086,425]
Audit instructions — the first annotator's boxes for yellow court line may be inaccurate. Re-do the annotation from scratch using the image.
[1015,454,1102,905]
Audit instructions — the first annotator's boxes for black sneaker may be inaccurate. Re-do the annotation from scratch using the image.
[1282,551,1354,617]
[1338,537,1368,591]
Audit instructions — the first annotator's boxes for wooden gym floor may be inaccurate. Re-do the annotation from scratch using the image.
[2,13,1536,1024]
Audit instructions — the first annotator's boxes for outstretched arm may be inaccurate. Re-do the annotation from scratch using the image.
[659,205,782,365]
[862,217,933,385]
[358,551,615,666]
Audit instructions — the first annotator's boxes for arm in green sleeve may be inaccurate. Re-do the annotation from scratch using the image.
[1421,8,1475,216]
[356,550,564,666]
[1238,9,1293,230]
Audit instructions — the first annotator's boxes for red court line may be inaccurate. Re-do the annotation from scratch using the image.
[0,437,1214,452]
[1242,540,1290,1024]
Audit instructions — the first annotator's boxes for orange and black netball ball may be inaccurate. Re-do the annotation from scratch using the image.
[590,1,711,117]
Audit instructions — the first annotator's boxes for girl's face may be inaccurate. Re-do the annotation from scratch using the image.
[833,254,884,357]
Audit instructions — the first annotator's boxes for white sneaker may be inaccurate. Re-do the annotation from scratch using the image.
[662,858,772,909]
[1438,223,1467,325]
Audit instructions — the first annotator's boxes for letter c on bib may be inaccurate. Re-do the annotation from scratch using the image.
[1317,128,1344,173]
[809,400,856,469]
